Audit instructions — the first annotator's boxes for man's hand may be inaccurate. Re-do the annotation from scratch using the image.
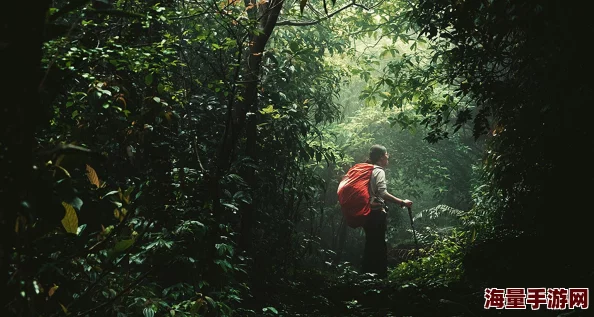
[383,193,413,208]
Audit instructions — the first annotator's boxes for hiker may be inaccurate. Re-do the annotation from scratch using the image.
[362,144,412,278]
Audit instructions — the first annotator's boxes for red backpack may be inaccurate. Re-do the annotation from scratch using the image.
[337,163,379,228]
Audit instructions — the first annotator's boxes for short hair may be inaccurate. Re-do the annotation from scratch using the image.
[367,144,387,164]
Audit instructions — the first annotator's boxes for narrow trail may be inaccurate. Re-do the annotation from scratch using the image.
[245,269,471,316]
[246,269,587,317]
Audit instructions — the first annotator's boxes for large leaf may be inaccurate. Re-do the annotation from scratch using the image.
[61,202,78,234]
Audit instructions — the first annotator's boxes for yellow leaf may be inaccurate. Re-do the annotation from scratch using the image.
[16,215,27,233]
[113,208,127,222]
[55,154,65,167]
[15,215,27,233]
[86,164,101,188]
[191,298,206,314]
[123,186,134,204]
[55,165,71,178]
[49,284,59,297]
[116,96,127,108]
[61,202,78,234]
[121,207,127,219]
[59,302,69,315]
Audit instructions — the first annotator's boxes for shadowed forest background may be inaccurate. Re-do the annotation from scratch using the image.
[1,0,592,316]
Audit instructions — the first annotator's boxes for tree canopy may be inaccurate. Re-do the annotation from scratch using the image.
[1,0,591,316]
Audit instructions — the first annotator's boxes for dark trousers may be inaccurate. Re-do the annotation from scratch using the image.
[361,209,387,278]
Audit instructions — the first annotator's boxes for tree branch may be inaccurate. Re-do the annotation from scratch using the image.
[277,1,364,26]
[169,11,208,20]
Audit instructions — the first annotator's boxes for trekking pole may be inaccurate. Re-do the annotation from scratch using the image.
[406,206,421,257]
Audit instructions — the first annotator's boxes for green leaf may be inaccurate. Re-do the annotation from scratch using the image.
[49,0,91,23]
[145,73,153,85]
[114,239,135,253]
[221,203,239,211]
[215,243,234,256]
[204,296,216,308]
[102,190,120,199]
[214,259,233,272]
[143,307,155,317]
[233,191,252,204]
[263,307,278,314]
[77,224,87,235]
[260,105,275,114]
[124,186,135,202]
[69,197,84,211]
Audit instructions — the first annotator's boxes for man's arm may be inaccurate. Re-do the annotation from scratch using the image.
[381,192,413,208]
[375,169,413,208]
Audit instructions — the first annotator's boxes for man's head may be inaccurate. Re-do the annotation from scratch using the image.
[368,144,389,167]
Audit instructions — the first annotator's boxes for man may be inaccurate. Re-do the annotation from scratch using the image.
[362,144,413,278]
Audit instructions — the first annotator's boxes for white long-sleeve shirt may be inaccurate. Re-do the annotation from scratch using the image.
[369,165,387,210]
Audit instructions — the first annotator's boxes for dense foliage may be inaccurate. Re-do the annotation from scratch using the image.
[1,0,590,316]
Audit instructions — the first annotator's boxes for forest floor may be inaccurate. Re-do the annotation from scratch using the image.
[241,269,588,317]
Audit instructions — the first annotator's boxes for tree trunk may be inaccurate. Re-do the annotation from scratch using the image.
[216,0,285,252]
[0,2,49,315]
